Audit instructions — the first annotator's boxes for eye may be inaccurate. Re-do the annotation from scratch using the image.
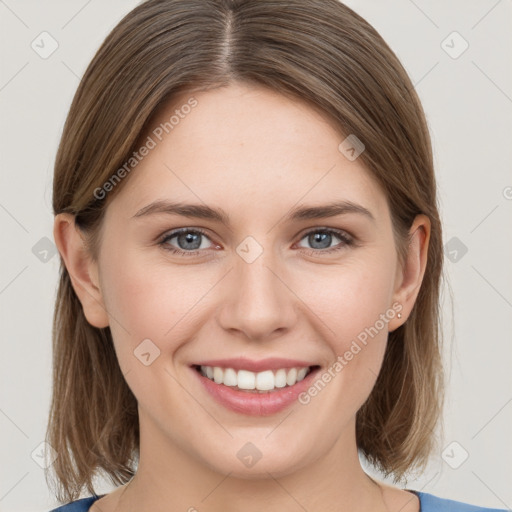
[158,228,215,256]
[158,226,354,257]
[296,228,354,255]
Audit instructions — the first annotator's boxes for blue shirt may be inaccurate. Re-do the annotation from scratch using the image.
[48,491,509,511]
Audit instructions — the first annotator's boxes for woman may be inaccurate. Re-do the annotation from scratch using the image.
[46,0,506,511]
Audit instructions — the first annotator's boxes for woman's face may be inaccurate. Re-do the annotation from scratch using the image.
[82,82,421,478]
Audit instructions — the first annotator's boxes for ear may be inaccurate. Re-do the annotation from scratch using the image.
[53,213,110,328]
[389,214,431,331]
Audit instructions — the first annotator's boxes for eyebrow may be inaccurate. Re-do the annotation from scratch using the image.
[132,199,375,225]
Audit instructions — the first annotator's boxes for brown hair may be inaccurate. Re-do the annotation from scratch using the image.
[47,0,444,503]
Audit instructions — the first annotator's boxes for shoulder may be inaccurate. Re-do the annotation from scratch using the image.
[48,494,104,512]
[414,491,508,512]
[48,491,508,512]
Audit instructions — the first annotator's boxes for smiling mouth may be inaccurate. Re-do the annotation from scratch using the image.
[192,364,320,393]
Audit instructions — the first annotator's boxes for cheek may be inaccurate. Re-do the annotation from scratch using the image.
[297,253,397,407]
[99,248,219,362]
[100,235,396,396]
[300,252,397,342]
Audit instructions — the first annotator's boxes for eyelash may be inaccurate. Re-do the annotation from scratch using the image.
[158,227,354,257]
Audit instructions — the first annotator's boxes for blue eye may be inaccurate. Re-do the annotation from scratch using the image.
[159,228,213,256]
[296,229,353,254]
[158,227,354,257]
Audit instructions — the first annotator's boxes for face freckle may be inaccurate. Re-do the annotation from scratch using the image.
[94,81,402,479]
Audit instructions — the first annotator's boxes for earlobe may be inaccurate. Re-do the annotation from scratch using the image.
[53,213,110,328]
[389,214,431,331]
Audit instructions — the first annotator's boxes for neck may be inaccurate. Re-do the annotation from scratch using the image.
[117,413,388,512]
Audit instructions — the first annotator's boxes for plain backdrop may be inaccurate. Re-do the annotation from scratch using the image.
[0,1,511,511]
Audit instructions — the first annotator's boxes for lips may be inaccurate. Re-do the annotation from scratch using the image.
[191,357,317,372]
[190,358,321,416]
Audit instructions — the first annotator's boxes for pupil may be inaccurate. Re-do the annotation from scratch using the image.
[179,232,201,250]
[311,232,330,249]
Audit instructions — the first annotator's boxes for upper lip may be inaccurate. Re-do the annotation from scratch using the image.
[192,357,317,372]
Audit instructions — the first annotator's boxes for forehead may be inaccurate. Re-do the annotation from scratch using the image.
[107,83,389,224]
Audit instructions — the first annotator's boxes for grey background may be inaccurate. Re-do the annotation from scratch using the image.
[0,1,511,511]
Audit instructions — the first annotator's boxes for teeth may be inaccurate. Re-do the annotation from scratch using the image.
[223,368,238,386]
[256,370,274,391]
[286,368,297,386]
[297,367,308,381]
[213,367,223,384]
[238,369,256,390]
[274,369,287,388]
[199,365,312,392]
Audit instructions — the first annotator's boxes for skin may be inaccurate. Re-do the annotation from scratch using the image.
[54,82,430,512]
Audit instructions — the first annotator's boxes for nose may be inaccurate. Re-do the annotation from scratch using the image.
[216,244,298,342]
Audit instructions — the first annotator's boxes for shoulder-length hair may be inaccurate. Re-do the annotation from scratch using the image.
[47,0,444,503]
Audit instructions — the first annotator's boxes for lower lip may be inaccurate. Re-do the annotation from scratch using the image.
[191,366,320,416]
